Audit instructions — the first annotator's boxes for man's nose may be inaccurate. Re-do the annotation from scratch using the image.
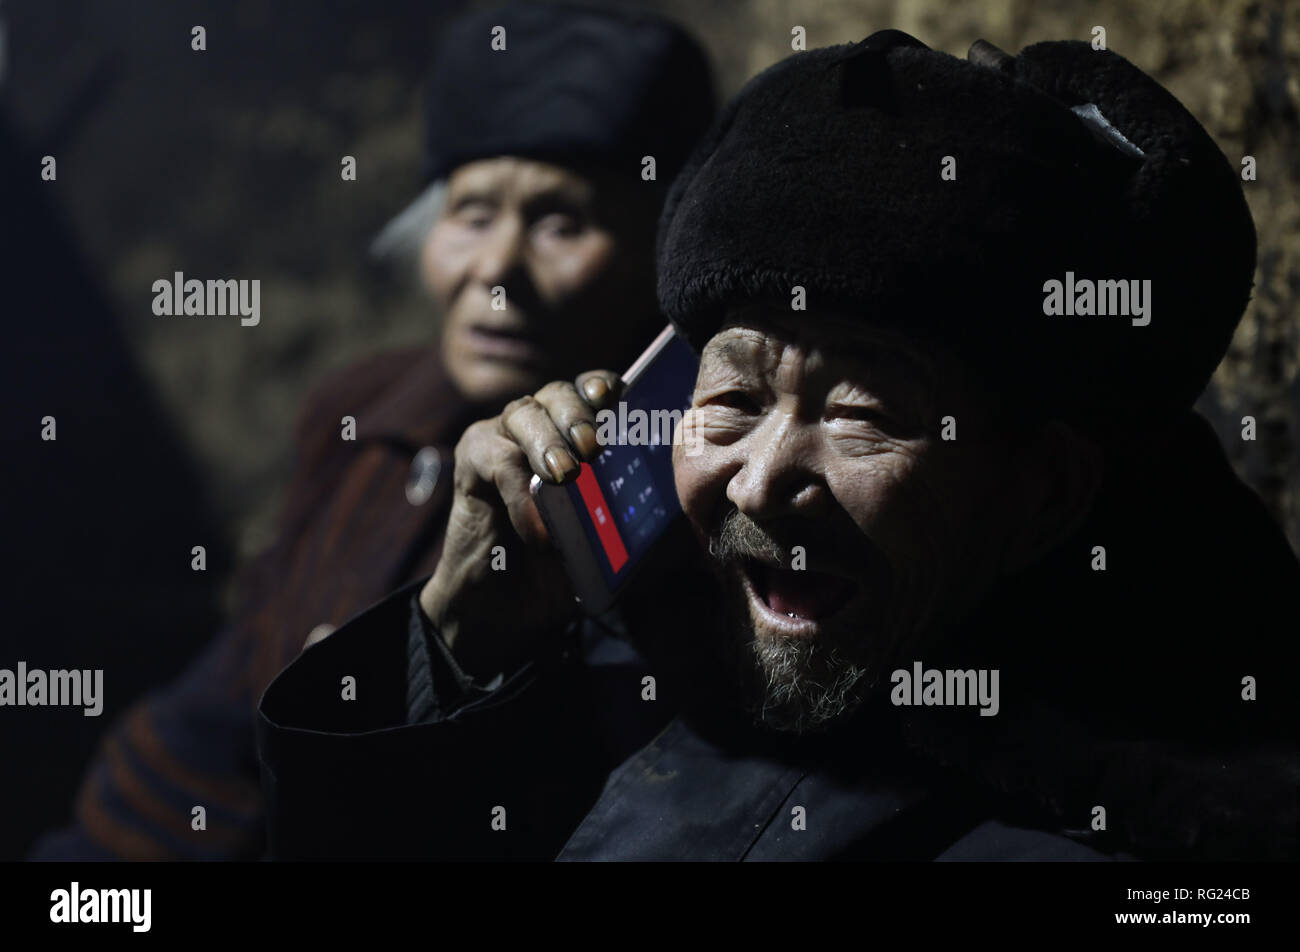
[470,215,528,289]
[725,414,826,521]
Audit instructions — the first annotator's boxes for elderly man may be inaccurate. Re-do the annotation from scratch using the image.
[257,32,1298,861]
[31,3,714,860]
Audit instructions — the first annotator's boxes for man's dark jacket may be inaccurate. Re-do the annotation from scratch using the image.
[257,411,1299,861]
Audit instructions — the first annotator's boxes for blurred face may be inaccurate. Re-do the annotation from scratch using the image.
[422,156,660,404]
[672,304,1028,733]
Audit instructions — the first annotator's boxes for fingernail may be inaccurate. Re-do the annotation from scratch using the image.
[583,378,607,403]
[569,422,598,458]
[544,446,575,482]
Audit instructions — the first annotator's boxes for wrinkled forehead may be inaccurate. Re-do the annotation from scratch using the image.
[445,157,597,202]
[702,302,939,392]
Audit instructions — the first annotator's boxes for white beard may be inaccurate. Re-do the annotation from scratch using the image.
[746,634,870,734]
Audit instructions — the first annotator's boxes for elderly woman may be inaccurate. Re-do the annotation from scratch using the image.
[32,2,714,861]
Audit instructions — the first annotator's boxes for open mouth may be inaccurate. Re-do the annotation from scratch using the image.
[738,558,858,635]
[466,324,543,363]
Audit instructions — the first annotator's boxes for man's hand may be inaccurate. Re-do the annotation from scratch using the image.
[419,369,622,680]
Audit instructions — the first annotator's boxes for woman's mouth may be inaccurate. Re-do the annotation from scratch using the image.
[465,324,543,363]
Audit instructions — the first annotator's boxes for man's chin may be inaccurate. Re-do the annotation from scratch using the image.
[744,638,872,735]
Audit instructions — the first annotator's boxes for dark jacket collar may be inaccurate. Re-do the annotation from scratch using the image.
[354,344,496,449]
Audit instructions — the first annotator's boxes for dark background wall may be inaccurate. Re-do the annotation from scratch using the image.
[5,0,1296,577]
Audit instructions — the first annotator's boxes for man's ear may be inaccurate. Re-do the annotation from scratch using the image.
[1000,420,1105,575]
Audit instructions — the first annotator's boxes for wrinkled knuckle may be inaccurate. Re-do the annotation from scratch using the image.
[482,438,518,473]
[502,395,536,418]
[536,380,572,401]
[461,418,493,446]
[452,460,479,494]
[452,435,475,468]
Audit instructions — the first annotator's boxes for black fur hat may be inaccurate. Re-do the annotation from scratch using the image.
[657,30,1256,419]
[423,2,715,187]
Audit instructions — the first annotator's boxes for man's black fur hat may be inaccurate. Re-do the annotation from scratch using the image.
[658,30,1256,419]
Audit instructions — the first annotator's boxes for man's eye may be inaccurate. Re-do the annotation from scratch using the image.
[709,391,760,413]
[826,403,892,425]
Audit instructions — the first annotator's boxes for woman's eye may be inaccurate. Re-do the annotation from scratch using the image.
[453,205,494,230]
[534,213,583,238]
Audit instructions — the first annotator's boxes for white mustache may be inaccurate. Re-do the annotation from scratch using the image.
[707,510,788,566]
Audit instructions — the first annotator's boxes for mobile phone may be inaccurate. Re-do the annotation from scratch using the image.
[530,325,700,614]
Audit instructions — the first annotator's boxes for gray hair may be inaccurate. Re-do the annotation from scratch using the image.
[368,180,448,266]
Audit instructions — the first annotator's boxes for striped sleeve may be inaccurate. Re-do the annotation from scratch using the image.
[28,619,266,861]
[27,352,415,862]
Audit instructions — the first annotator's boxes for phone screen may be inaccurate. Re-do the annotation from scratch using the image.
[563,331,699,590]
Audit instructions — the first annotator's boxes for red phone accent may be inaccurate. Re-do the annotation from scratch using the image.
[574,463,629,573]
